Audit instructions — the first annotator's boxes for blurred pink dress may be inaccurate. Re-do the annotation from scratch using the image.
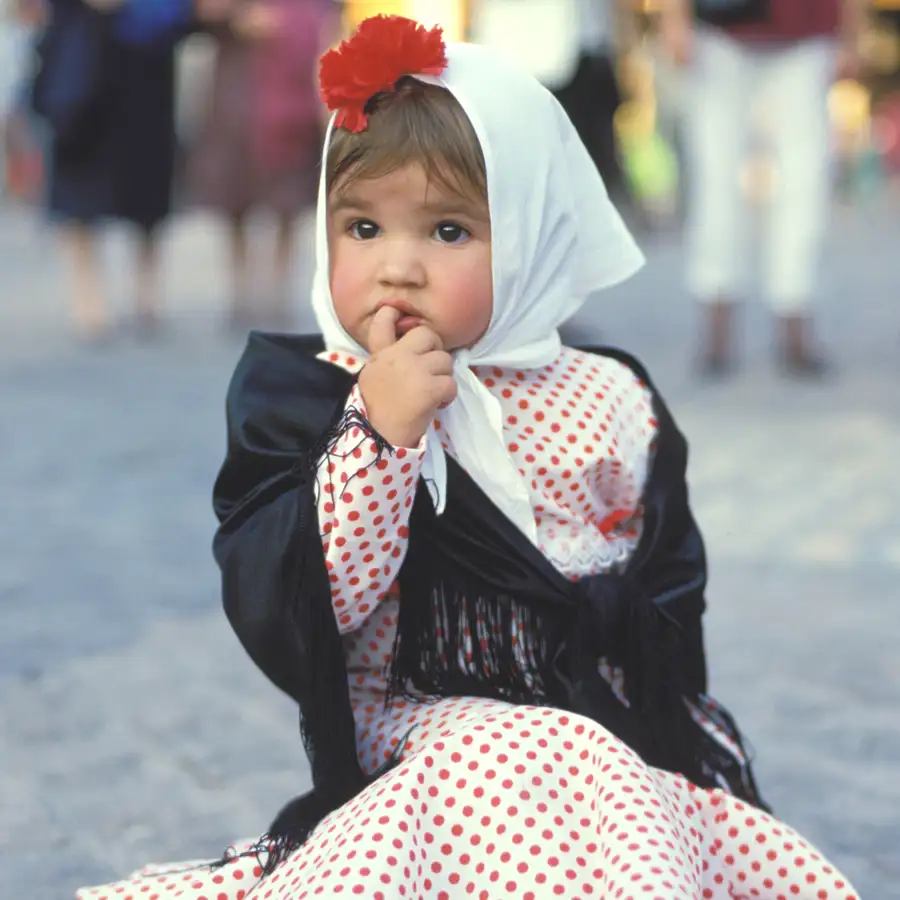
[186,0,336,217]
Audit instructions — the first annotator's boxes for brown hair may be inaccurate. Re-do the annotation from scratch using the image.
[326,78,487,204]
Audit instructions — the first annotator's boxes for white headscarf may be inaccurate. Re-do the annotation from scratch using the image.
[311,38,644,544]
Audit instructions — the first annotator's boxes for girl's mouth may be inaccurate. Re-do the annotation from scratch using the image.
[395,315,425,336]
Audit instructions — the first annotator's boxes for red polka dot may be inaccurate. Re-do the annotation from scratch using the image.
[118,349,841,900]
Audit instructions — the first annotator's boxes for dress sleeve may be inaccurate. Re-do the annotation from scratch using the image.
[314,384,425,634]
[212,335,402,806]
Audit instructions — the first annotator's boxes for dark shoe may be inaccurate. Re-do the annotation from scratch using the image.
[777,314,830,379]
[697,353,737,380]
[697,299,737,378]
[779,350,831,379]
[134,309,164,342]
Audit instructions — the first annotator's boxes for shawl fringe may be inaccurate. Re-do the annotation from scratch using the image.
[262,729,413,872]
[212,334,771,882]
[388,579,563,708]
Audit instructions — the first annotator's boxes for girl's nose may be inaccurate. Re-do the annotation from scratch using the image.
[376,238,427,288]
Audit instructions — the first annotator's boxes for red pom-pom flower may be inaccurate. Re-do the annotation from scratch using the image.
[319,15,448,133]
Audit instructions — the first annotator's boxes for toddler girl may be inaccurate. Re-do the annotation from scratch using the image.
[78,15,859,900]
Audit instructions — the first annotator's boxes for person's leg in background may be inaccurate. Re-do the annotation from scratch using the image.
[272,211,298,326]
[760,38,837,375]
[134,224,162,338]
[226,209,252,331]
[554,50,633,215]
[60,221,109,343]
[684,28,755,374]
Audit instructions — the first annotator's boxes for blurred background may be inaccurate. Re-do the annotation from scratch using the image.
[1,1,898,898]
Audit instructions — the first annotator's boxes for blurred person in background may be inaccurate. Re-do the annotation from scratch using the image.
[661,0,867,377]
[1,0,46,202]
[470,0,634,215]
[186,0,341,332]
[31,0,196,342]
[552,0,635,217]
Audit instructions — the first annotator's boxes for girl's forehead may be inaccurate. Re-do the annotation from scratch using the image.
[328,162,488,216]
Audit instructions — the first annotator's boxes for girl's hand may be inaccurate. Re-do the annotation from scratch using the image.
[357,306,457,449]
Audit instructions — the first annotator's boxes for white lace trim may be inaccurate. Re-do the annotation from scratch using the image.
[542,531,641,580]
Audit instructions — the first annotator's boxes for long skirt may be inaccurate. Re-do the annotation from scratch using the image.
[76,698,858,900]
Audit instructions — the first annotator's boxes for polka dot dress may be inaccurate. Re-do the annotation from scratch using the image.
[76,350,859,900]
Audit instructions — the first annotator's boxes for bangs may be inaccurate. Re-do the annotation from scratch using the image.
[326,78,487,205]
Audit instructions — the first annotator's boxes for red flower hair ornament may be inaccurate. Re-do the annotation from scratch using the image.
[319,15,448,133]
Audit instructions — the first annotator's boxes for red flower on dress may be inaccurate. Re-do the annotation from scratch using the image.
[319,15,448,133]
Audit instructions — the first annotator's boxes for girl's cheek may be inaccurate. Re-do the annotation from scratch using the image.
[330,259,369,331]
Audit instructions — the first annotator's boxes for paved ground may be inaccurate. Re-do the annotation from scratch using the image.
[0,198,898,899]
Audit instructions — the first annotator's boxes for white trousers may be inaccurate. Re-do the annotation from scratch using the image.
[685,29,836,312]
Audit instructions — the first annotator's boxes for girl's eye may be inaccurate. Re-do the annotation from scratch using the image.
[349,219,380,240]
[434,222,471,245]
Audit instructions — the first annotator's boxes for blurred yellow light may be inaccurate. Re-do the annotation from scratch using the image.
[828,80,872,134]
[345,0,408,26]
[344,0,468,41]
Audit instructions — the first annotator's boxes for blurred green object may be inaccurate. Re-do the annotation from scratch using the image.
[621,129,679,207]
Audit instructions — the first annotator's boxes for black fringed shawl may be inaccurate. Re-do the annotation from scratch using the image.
[212,332,767,867]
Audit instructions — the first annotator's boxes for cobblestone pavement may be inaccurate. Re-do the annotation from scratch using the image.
[1,201,898,899]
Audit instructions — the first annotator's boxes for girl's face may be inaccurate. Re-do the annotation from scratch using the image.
[327,163,493,353]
